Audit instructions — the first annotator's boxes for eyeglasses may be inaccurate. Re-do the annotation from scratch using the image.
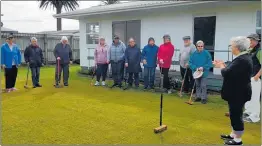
[197,46,203,47]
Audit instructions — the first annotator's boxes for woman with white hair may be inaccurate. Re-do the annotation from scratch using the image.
[24,37,44,88]
[213,36,253,145]
[53,36,73,87]
[189,40,212,104]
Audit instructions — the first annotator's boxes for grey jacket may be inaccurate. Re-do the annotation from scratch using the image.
[179,43,196,68]
[53,43,73,64]
[107,41,126,63]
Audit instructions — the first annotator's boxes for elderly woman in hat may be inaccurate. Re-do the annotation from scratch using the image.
[157,34,175,94]
[94,37,109,86]
[189,40,212,104]
[1,34,21,92]
[24,37,44,88]
[107,35,126,88]
[53,36,73,88]
[213,36,252,145]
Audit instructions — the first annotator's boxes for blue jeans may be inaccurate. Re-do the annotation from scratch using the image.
[144,67,156,88]
[31,67,40,86]
[111,60,124,85]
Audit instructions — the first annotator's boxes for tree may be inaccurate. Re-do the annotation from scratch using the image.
[39,0,79,31]
[102,0,119,5]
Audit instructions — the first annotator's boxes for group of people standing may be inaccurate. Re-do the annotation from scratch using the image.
[94,34,213,104]
[1,34,73,91]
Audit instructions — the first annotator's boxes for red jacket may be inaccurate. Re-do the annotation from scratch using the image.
[157,42,175,68]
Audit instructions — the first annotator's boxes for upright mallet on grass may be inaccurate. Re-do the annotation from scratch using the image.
[179,68,188,97]
[90,66,96,86]
[55,59,63,88]
[154,66,167,134]
[185,81,196,105]
[24,64,30,89]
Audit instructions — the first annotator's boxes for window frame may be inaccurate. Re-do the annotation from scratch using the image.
[256,10,261,35]
[86,22,100,45]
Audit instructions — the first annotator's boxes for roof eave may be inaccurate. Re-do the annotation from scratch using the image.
[53,1,217,19]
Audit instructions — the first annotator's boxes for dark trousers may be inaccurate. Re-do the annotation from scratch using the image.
[180,66,194,92]
[31,67,40,86]
[96,64,108,81]
[228,102,245,132]
[160,67,170,90]
[111,60,124,85]
[128,72,139,87]
[55,63,69,85]
[5,65,18,89]
[144,67,156,88]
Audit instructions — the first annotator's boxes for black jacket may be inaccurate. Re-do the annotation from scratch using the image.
[24,45,44,68]
[53,43,73,64]
[249,43,261,77]
[221,53,253,103]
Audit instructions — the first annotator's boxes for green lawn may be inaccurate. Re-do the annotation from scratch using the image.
[1,66,260,144]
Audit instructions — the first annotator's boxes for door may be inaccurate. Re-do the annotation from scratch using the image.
[193,16,216,72]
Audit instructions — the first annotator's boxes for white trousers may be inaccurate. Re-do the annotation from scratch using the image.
[244,77,261,122]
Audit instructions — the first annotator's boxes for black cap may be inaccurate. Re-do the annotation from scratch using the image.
[247,33,260,41]
[182,36,191,40]
[114,35,119,39]
[163,34,171,39]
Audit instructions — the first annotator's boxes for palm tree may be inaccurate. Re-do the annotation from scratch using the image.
[39,0,79,31]
[102,0,119,5]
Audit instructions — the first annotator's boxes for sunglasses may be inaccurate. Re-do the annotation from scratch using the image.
[197,46,203,47]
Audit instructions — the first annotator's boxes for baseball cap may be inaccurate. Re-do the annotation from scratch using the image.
[247,33,260,41]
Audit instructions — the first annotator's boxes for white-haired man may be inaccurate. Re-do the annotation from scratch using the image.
[24,37,44,88]
[53,36,73,87]
[214,36,253,145]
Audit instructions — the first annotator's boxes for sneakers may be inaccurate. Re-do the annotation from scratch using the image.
[201,99,207,104]
[94,81,100,86]
[101,81,106,86]
[11,88,17,91]
[167,89,172,94]
[221,134,234,140]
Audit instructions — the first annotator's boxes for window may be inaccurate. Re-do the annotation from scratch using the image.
[256,10,261,35]
[86,22,99,44]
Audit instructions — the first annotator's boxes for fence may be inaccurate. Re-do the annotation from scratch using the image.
[0,32,80,64]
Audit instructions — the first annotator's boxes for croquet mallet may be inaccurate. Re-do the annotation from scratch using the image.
[55,59,63,88]
[179,68,187,97]
[154,66,167,134]
[24,64,30,89]
[185,81,196,105]
[90,66,96,86]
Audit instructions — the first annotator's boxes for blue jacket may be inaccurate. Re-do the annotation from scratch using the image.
[189,49,212,78]
[141,44,159,68]
[108,41,126,62]
[53,43,73,64]
[1,43,21,68]
[125,44,142,73]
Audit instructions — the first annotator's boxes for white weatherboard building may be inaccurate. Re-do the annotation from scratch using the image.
[54,1,261,75]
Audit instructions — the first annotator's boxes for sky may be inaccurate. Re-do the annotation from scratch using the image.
[1,1,101,33]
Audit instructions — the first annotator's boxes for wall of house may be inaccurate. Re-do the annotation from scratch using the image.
[79,2,260,75]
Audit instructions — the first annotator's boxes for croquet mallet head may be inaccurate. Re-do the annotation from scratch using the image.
[185,100,194,105]
[154,125,167,134]
[24,85,30,89]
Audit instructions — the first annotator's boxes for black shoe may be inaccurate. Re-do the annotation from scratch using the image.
[150,86,155,90]
[123,85,131,90]
[55,84,60,88]
[36,84,42,87]
[33,86,37,88]
[143,87,148,91]
[224,139,243,145]
[110,83,118,88]
[201,99,207,104]
[64,84,68,86]
[118,84,123,88]
[194,98,201,102]
[221,134,234,140]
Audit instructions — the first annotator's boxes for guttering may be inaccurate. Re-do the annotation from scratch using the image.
[53,1,218,19]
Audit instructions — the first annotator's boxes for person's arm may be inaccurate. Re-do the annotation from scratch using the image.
[39,47,44,64]
[68,45,73,61]
[189,53,197,71]
[121,42,126,60]
[141,46,146,60]
[255,50,261,79]
[203,50,212,71]
[107,46,111,63]
[125,48,128,64]
[157,46,162,61]
[53,44,58,58]
[221,59,241,78]
[24,46,29,63]
[16,46,22,65]
[1,45,5,66]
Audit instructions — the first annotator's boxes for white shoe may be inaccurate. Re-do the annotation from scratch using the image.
[94,81,100,86]
[167,90,172,94]
[102,81,106,86]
